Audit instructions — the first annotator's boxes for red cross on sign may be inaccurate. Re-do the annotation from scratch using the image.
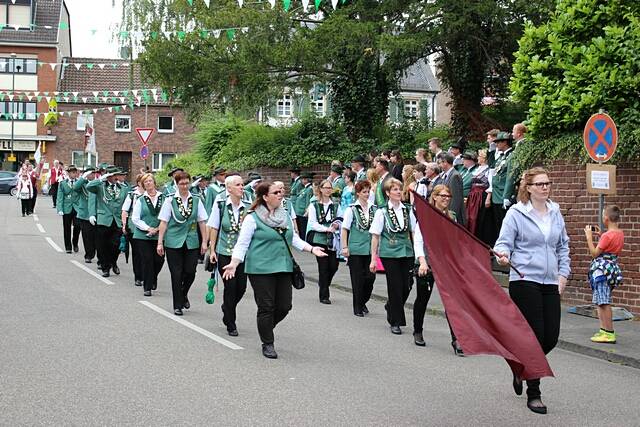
[583,113,617,163]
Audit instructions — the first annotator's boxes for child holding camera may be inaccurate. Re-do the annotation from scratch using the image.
[584,205,624,344]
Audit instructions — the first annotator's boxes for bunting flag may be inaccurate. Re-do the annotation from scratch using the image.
[413,194,554,381]
[0,88,169,104]
[0,104,131,121]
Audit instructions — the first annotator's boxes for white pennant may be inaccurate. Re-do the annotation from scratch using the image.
[72,92,79,97]
[9,95,14,101]
[213,30,221,38]
[204,0,210,6]
[27,95,33,101]
[98,64,106,69]
[92,91,99,98]
[113,91,120,96]
[123,105,128,111]
[64,97,69,102]
[108,107,113,112]
[92,108,98,114]
[53,91,59,96]
[102,97,109,103]
[267,0,275,7]
[302,0,309,11]
[238,0,244,6]
[132,90,139,96]
[45,96,51,102]
[163,31,172,39]
[122,63,130,67]
[331,0,339,9]
[74,63,82,70]
[81,97,88,103]
[241,27,249,33]
[119,97,126,103]
[49,63,57,70]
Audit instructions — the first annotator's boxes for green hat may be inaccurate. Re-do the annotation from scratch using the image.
[83,167,96,173]
[213,166,226,175]
[202,174,212,181]
[494,131,513,145]
[301,171,315,179]
[351,154,366,164]
[67,165,78,172]
[105,166,119,174]
[168,167,184,177]
[289,166,301,173]
[248,172,262,181]
[97,162,109,171]
[331,165,344,174]
[115,168,127,176]
[462,151,478,162]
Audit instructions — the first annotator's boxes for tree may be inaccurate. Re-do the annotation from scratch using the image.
[510,0,640,136]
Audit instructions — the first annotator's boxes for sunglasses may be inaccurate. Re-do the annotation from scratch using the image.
[529,182,552,188]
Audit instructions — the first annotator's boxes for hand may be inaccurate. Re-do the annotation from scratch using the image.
[222,263,237,280]
[58,211,64,216]
[328,224,338,233]
[558,276,567,294]
[369,260,377,274]
[418,262,429,277]
[341,247,350,257]
[156,244,164,257]
[89,216,96,225]
[82,170,92,178]
[122,227,127,235]
[495,251,510,266]
[209,251,218,264]
[503,199,512,209]
[485,196,491,208]
[200,242,208,255]
[311,246,327,257]
[146,227,158,236]
[100,173,113,182]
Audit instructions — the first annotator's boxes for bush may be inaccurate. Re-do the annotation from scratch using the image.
[193,113,246,164]
[158,151,210,186]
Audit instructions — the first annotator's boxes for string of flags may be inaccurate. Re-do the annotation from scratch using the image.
[0,104,132,121]
[0,88,169,105]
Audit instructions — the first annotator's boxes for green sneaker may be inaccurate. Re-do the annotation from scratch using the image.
[590,329,605,340]
[591,331,616,344]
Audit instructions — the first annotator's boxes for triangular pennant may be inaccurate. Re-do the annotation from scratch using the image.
[114,106,121,112]
[90,29,97,36]
[92,91,99,98]
[238,0,244,6]
[267,0,275,7]
[200,30,209,38]
[187,0,193,5]
[120,97,126,103]
[64,97,69,103]
[177,31,186,41]
[213,30,221,38]
[92,108,98,114]
[315,0,321,11]
[151,31,158,40]
[43,92,49,96]
[204,0,210,6]
[241,27,249,33]
[132,90,139,96]
[63,92,69,97]
[81,97,88,103]
[226,29,235,40]
[59,22,69,30]
[331,0,338,9]
[108,107,113,112]
[120,31,129,39]
[113,91,120,96]
[102,97,109,103]
[49,63,57,70]
[45,96,51,102]
[302,0,310,11]
[54,91,60,96]
[283,0,291,11]
[98,64,106,69]
[72,92,79,97]
[86,64,94,69]
[37,96,43,102]
[163,31,172,39]
[74,63,82,70]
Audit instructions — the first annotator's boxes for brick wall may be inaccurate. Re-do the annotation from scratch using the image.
[46,103,195,178]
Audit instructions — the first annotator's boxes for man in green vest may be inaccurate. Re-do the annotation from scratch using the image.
[329,165,346,194]
[374,159,392,207]
[87,166,130,277]
[486,128,500,168]
[351,155,367,182]
[243,172,262,203]
[75,167,97,263]
[209,166,227,200]
[191,174,216,215]
[294,171,315,239]
[163,167,184,196]
[57,165,83,254]
[459,151,479,198]
[486,132,515,241]
[289,167,303,208]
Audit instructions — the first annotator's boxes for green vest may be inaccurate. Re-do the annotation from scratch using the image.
[378,205,414,258]
[56,179,82,214]
[332,177,346,192]
[310,201,338,246]
[75,178,91,220]
[191,185,215,215]
[491,149,515,204]
[460,164,478,198]
[375,175,390,207]
[294,184,313,216]
[209,181,226,200]
[243,185,256,203]
[133,193,165,240]
[86,180,129,228]
[348,204,376,256]
[289,177,303,205]
[245,213,294,275]
[125,190,142,231]
[215,199,249,256]
[163,181,176,196]
[164,196,201,249]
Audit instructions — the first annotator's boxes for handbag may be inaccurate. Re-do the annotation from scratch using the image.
[278,231,305,290]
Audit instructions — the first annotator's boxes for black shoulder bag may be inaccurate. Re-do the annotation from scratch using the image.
[278,231,305,290]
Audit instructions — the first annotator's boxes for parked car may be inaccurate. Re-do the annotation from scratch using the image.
[0,171,18,196]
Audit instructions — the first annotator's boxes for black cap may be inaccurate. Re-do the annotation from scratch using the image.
[301,171,315,179]
[202,174,212,181]
[351,154,366,164]
[83,167,96,173]
[450,142,462,150]
[248,172,262,181]
[289,167,301,173]
[331,165,344,174]
[67,165,78,172]
[168,167,184,177]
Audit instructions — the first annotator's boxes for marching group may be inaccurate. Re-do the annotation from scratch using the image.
[22,121,626,415]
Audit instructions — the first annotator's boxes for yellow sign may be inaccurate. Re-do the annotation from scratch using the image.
[7,154,16,162]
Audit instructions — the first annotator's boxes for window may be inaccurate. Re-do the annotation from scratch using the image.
[157,116,174,133]
[0,5,6,26]
[114,115,131,132]
[0,101,37,120]
[276,95,292,117]
[152,153,175,171]
[76,114,94,131]
[311,96,326,117]
[8,4,31,28]
[404,99,419,118]
[71,151,98,168]
[0,57,37,74]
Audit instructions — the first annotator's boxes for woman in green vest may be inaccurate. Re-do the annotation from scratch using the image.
[121,174,144,287]
[307,179,343,304]
[369,178,416,335]
[131,173,166,297]
[275,180,298,234]
[340,180,377,317]
[222,181,327,359]
[207,174,251,336]
[157,171,209,316]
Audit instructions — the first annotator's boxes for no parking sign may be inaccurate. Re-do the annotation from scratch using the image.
[583,112,617,162]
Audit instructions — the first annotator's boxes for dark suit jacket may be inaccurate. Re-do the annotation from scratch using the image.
[392,163,403,182]
[442,168,465,225]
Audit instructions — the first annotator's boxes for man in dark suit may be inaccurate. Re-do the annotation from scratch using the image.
[436,152,465,225]
[390,149,404,182]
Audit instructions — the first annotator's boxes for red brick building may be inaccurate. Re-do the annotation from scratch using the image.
[0,0,71,170]
[49,57,194,179]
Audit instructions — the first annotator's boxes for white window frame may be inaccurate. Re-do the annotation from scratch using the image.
[71,151,98,168]
[114,115,131,132]
[76,114,94,131]
[404,99,420,119]
[152,152,176,172]
[157,116,174,133]
[276,94,292,117]
[311,95,326,117]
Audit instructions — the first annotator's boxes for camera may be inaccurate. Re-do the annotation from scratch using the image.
[204,257,217,272]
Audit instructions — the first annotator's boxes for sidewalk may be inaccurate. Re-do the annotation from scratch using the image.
[296,252,640,369]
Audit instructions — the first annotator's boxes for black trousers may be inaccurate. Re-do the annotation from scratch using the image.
[127,229,144,282]
[347,254,375,314]
[249,273,292,345]
[218,254,247,331]
[29,190,37,214]
[96,222,121,272]
[380,257,414,327]
[316,245,339,301]
[78,218,96,260]
[62,209,81,251]
[20,199,30,215]
[509,280,561,399]
[491,202,506,239]
[413,270,435,334]
[165,245,199,310]
[137,239,165,292]
[50,182,58,207]
[296,216,308,241]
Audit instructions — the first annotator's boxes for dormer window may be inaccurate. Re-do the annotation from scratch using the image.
[0,0,33,29]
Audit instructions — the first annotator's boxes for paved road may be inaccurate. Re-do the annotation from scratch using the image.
[1,195,638,426]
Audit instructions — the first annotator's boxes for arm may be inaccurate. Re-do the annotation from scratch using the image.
[131,198,153,233]
[369,234,380,273]
[56,182,65,212]
[156,221,167,256]
[414,225,429,276]
[503,157,516,202]
[208,227,219,263]
[85,179,102,193]
[493,210,517,265]
[198,221,208,254]
[584,226,602,258]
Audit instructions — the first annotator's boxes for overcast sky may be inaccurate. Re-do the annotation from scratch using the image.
[65,0,123,59]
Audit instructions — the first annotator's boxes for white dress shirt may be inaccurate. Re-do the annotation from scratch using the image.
[307,200,342,232]
[131,191,162,231]
[342,199,374,231]
[369,200,416,235]
[159,192,208,223]
[207,195,246,230]
[231,214,309,262]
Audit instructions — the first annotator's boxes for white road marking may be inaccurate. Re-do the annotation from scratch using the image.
[32,214,39,221]
[45,237,64,253]
[70,260,114,285]
[36,223,45,233]
[138,301,244,350]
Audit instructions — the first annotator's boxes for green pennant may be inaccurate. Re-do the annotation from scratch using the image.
[161,91,168,101]
[86,64,94,69]
[90,29,97,36]
[18,95,23,101]
[37,96,43,102]
[187,0,193,5]
[120,31,129,39]
[151,31,158,40]
[177,31,186,41]
[18,113,25,120]
[315,0,321,11]
[114,106,121,112]
[56,97,62,102]
[63,92,69,97]
[73,96,79,103]
[283,0,291,11]
[111,97,117,103]
[200,30,209,38]
[43,92,49,96]
[35,112,40,118]
[59,22,69,30]
[103,90,109,97]
[111,63,118,69]
[38,62,45,68]
[0,24,5,31]
[122,90,129,97]
[226,29,235,40]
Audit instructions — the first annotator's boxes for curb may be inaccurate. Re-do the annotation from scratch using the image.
[305,275,640,370]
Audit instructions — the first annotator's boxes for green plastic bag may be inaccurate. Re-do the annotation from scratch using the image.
[205,277,216,304]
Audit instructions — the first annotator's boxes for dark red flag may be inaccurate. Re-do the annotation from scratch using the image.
[413,194,553,380]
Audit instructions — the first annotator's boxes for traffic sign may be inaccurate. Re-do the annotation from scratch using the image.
[583,113,617,163]
[140,145,149,160]
[135,128,154,145]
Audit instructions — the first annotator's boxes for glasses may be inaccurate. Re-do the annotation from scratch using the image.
[436,194,452,199]
[321,186,333,190]
[269,190,284,195]
[529,182,552,188]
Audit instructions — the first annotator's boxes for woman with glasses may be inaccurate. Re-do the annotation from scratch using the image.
[494,168,570,415]
[369,178,416,335]
[222,181,327,359]
[307,179,343,304]
[156,171,209,316]
[341,180,377,317]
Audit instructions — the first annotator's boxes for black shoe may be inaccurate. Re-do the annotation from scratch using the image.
[174,309,183,316]
[390,326,402,335]
[451,341,464,357]
[228,329,238,337]
[65,249,72,254]
[73,245,79,253]
[320,299,331,305]
[102,270,110,278]
[513,373,523,396]
[22,214,25,217]
[135,280,143,287]
[144,290,152,297]
[414,332,426,346]
[112,265,120,275]
[183,298,190,310]
[527,398,547,415]
[362,305,369,314]
[262,344,278,359]
[84,258,92,263]
[152,283,157,290]
[354,312,364,317]
[97,263,102,269]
